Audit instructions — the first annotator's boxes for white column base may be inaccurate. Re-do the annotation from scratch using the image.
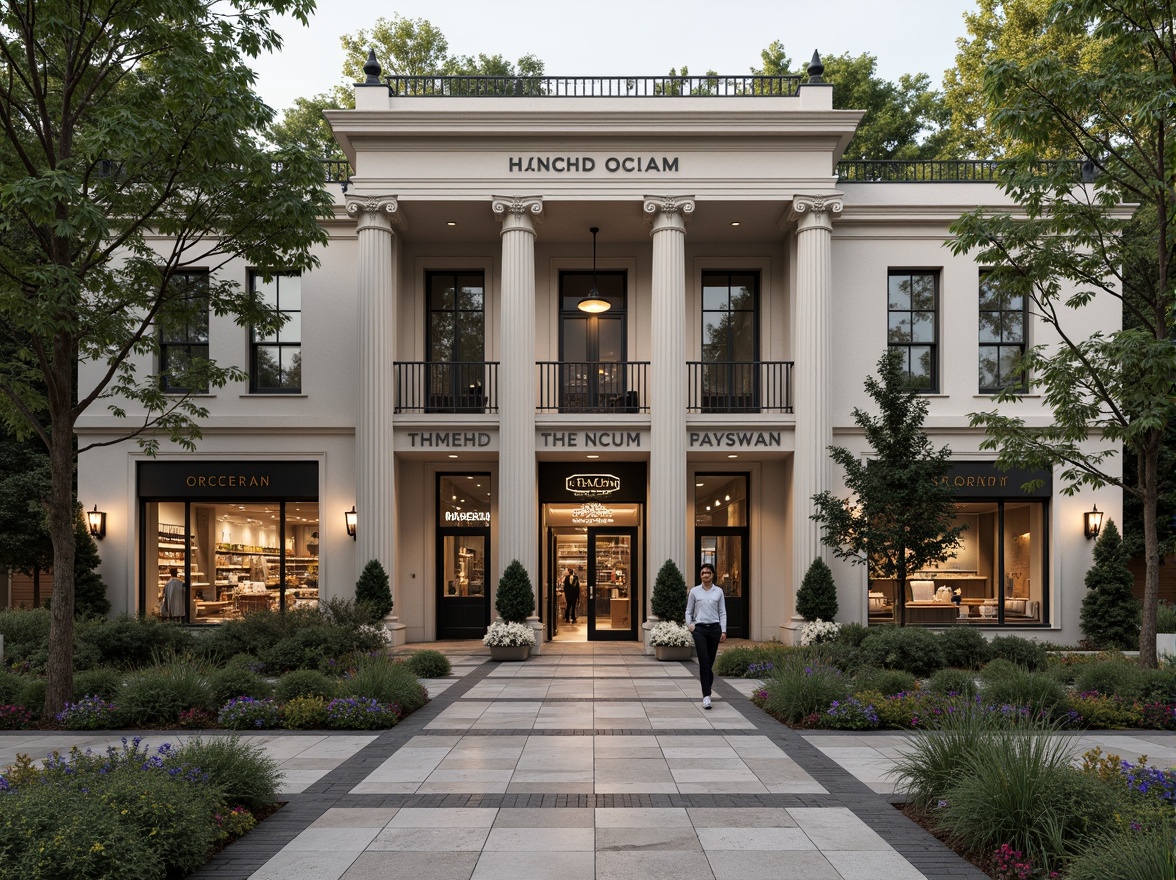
[528,617,543,655]
[779,616,807,647]
[642,615,659,655]
[383,615,407,648]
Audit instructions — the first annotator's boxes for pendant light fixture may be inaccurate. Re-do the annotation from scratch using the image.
[577,227,610,314]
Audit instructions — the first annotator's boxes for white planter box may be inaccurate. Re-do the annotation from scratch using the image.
[1157,632,1176,660]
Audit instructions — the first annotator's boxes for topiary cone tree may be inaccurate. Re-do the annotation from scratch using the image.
[651,559,687,623]
[495,559,535,624]
[796,558,838,622]
[1079,519,1140,650]
[355,559,394,621]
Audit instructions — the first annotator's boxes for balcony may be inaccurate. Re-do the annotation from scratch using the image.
[687,362,794,414]
[537,362,649,414]
[382,75,801,98]
[395,362,498,414]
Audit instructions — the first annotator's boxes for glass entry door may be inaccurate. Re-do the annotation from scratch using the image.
[696,531,748,640]
[436,530,490,639]
[587,528,637,641]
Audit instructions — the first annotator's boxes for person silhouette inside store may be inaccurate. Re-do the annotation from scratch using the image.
[162,567,186,620]
[562,566,581,623]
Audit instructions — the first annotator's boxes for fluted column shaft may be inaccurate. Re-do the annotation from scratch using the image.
[645,195,695,594]
[492,197,542,593]
[348,196,401,583]
[790,195,842,606]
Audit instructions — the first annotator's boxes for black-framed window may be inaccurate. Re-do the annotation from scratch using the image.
[158,271,209,394]
[427,271,485,364]
[888,270,939,391]
[250,271,301,393]
[701,271,759,409]
[978,272,1027,392]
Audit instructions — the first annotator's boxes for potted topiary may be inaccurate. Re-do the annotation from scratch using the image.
[649,620,693,661]
[487,559,536,660]
[355,559,393,622]
[796,558,838,622]
[651,559,687,623]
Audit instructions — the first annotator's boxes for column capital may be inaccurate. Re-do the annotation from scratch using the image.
[788,194,844,231]
[346,195,405,232]
[491,195,544,221]
[643,194,696,223]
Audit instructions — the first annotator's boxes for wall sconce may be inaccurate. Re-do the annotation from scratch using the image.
[344,506,357,540]
[1084,504,1103,540]
[87,505,106,540]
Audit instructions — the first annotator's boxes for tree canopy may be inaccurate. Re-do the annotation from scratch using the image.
[0,0,332,713]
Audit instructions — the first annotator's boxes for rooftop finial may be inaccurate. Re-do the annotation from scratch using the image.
[807,50,824,83]
[363,49,381,84]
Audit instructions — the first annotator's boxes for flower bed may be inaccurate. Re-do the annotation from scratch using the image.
[649,621,692,647]
[482,621,535,647]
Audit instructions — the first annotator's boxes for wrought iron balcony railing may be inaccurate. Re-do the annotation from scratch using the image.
[537,362,649,413]
[395,362,498,414]
[837,159,1092,183]
[384,75,801,98]
[686,361,794,413]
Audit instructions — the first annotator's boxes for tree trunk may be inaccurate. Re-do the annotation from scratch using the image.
[896,572,907,627]
[43,370,77,716]
[1138,437,1161,668]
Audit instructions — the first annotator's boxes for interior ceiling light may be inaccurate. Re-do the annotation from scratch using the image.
[577,227,610,314]
[730,221,741,226]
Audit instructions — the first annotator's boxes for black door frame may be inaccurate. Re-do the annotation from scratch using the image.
[435,527,491,639]
[694,528,750,640]
[586,526,639,641]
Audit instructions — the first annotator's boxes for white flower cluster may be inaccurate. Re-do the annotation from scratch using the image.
[482,621,536,647]
[649,621,693,647]
[359,623,392,645]
[799,619,841,647]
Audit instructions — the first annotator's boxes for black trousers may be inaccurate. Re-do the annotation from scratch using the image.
[691,622,722,697]
[563,589,579,621]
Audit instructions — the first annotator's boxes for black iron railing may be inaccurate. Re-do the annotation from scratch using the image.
[687,362,793,413]
[395,362,498,414]
[320,159,352,182]
[385,75,801,98]
[837,159,1090,183]
[537,362,649,413]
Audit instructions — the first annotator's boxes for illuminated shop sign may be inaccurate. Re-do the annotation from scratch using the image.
[137,461,318,499]
[935,462,1052,498]
[508,155,679,174]
[565,474,621,497]
[688,431,782,449]
[571,503,615,525]
[444,511,491,524]
[540,431,642,448]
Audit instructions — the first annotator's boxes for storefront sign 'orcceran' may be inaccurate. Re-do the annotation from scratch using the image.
[565,474,622,497]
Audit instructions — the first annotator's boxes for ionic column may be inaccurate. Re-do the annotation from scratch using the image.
[644,195,695,594]
[491,196,542,622]
[789,195,842,609]
[347,195,405,643]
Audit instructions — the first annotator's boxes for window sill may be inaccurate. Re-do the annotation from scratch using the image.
[973,393,1040,399]
[239,393,308,399]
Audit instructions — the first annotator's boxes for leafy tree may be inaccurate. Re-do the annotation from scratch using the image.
[0,435,53,587]
[354,559,393,621]
[754,43,949,160]
[0,0,330,714]
[495,559,535,624]
[812,350,966,627]
[650,559,687,623]
[796,558,838,622]
[948,0,1176,666]
[1079,519,1140,649]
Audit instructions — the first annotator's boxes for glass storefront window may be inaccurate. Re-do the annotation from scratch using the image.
[145,500,319,624]
[694,475,748,527]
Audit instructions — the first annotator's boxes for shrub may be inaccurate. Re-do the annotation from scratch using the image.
[795,558,838,621]
[981,666,1069,714]
[713,645,791,678]
[117,657,213,726]
[0,671,26,704]
[853,667,917,697]
[217,697,283,730]
[0,607,51,667]
[1138,701,1176,730]
[208,666,273,707]
[0,704,34,729]
[405,649,452,678]
[274,669,338,702]
[1065,829,1176,880]
[1070,693,1144,729]
[15,678,46,719]
[56,695,118,730]
[325,696,400,729]
[760,655,848,724]
[938,626,990,669]
[819,697,879,730]
[78,614,196,670]
[1157,601,1176,635]
[283,695,328,729]
[888,703,1003,808]
[835,621,870,647]
[927,667,978,699]
[1073,660,1145,700]
[168,735,282,812]
[196,605,386,668]
[857,689,958,729]
[858,626,945,677]
[987,634,1048,671]
[799,619,840,646]
[936,730,1121,872]
[73,667,123,702]
[494,559,535,623]
[355,558,393,620]
[340,655,428,713]
[261,627,342,674]
[979,657,1022,682]
[650,559,687,623]
[1080,520,1141,650]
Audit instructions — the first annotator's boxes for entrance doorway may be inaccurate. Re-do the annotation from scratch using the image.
[549,527,639,641]
[694,473,750,639]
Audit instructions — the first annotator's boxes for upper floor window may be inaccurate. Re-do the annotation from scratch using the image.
[158,270,209,394]
[978,273,1026,392]
[250,271,301,393]
[700,271,759,411]
[426,271,485,411]
[888,270,939,391]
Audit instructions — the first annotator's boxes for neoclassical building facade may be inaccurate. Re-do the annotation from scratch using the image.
[75,61,1119,646]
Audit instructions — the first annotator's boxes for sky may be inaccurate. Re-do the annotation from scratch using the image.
[251,0,980,112]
